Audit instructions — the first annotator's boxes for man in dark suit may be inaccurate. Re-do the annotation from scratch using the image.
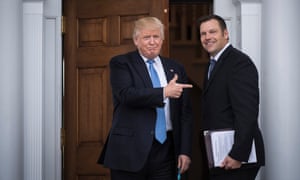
[98,17,193,180]
[198,15,265,180]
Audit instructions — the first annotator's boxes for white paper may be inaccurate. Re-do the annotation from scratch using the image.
[210,130,257,167]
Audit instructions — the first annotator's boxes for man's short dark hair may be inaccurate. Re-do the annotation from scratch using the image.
[197,14,227,31]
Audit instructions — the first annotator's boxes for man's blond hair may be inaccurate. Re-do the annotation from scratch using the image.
[132,17,165,40]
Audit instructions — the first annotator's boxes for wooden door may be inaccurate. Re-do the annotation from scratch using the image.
[63,0,169,179]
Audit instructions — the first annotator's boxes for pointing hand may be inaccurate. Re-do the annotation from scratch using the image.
[164,74,193,98]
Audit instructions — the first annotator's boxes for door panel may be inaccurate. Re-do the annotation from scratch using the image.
[63,0,169,179]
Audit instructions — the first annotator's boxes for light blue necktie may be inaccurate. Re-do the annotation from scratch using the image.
[147,59,167,144]
[208,59,216,79]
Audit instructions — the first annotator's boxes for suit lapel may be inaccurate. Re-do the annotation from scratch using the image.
[130,51,153,87]
[161,57,174,82]
[129,52,175,87]
[203,45,233,94]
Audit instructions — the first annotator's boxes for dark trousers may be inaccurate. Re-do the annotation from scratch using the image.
[210,167,260,180]
[111,132,176,180]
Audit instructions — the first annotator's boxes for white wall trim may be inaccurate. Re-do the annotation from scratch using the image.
[43,0,62,179]
[23,2,44,180]
[43,16,62,180]
[239,1,262,72]
[23,0,62,179]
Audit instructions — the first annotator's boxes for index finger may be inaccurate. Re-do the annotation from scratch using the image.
[177,83,193,88]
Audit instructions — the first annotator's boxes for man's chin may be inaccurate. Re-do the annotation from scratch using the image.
[146,52,159,58]
[207,49,216,56]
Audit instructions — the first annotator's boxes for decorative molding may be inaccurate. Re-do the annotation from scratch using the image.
[23,1,43,14]
[233,0,261,4]
[43,16,62,180]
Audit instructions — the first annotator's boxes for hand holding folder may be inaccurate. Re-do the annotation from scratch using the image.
[203,129,257,168]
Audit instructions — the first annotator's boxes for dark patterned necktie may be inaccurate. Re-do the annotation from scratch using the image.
[208,59,216,79]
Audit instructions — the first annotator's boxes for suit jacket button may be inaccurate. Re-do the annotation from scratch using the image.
[150,131,154,135]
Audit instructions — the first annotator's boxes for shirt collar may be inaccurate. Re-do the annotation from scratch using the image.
[140,54,160,64]
[211,43,230,62]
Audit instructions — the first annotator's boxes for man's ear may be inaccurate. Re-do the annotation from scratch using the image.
[224,29,229,40]
[133,38,138,46]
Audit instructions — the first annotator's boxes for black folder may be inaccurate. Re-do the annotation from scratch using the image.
[203,129,257,168]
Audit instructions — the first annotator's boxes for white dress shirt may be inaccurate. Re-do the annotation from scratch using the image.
[141,55,172,131]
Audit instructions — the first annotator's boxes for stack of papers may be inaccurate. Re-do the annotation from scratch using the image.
[204,129,257,168]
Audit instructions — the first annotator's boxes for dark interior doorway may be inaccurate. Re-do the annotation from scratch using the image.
[169,0,213,179]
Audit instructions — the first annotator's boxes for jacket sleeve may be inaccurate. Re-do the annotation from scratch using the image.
[228,56,259,162]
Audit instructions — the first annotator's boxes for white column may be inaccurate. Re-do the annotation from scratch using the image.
[23,2,43,180]
[0,0,24,179]
[237,2,263,180]
[239,1,262,72]
[261,0,300,180]
[44,0,63,179]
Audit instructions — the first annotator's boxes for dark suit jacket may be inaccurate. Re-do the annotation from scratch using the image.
[98,50,193,172]
[201,45,265,171]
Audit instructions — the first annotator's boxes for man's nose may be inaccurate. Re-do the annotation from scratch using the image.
[204,33,212,40]
[149,37,155,43]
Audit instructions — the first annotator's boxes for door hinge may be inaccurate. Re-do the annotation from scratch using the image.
[60,128,66,150]
[61,16,66,34]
